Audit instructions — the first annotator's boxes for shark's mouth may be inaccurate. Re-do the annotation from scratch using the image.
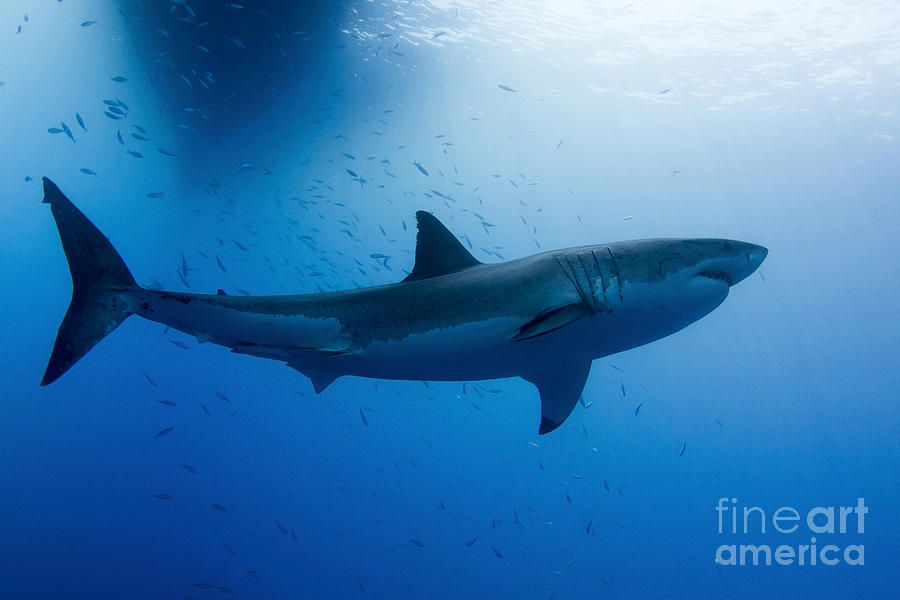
[698,270,733,286]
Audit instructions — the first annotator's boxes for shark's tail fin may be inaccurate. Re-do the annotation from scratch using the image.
[40,177,137,385]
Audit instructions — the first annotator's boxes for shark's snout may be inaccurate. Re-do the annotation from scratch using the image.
[695,241,767,287]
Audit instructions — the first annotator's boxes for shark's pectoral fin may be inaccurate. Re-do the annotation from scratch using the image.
[526,361,591,434]
[512,303,591,342]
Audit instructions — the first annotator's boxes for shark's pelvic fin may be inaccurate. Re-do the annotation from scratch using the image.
[403,211,481,282]
[287,361,341,394]
[526,361,592,435]
[40,177,137,385]
[310,372,340,394]
[512,303,591,342]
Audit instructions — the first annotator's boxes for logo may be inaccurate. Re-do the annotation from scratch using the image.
[714,497,866,566]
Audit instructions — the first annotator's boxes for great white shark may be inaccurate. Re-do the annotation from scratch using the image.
[39,177,767,434]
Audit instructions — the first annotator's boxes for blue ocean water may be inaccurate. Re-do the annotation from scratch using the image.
[1,1,898,598]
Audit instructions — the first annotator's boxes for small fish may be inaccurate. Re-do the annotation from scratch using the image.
[634,402,643,416]
[154,427,174,438]
[170,340,189,349]
[216,392,231,403]
[346,168,358,178]
[222,542,238,557]
[409,538,424,548]
[276,520,288,535]
[153,494,174,500]
[216,255,227,272]
[604,479,610,492]
[180,463,198,474]
[490,545,505,559]
[201,404,211,415]
[75,113,86,130]
[586,519,593,535]
[117,130,124,146]
[213,585,234,594]
[81,20,97,27]
[158,148,178,157]
[61,123,75,143]
[497,84,517,92]
[157,400,176,407]
[128,151,143,159]
[659,88,671,94]
[132,133,147,141]
[679,442,686,457]
[209,503,228,512]
[110,76,127,82]
[464,535,479,547]
[359,408,368,427]
[413,161,429,176]
[80,168,96,175]
[146,192,164,198]
[47,128,63,134]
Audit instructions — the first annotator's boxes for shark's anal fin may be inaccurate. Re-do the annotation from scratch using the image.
[512,303,591,342]
[526,361,592,434]
[403,211,481,282]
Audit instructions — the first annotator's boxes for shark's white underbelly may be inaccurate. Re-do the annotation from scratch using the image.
[332,316,535,381]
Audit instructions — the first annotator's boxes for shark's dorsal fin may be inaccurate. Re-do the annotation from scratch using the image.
[525,361,592,434]
[403,211,481,282]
